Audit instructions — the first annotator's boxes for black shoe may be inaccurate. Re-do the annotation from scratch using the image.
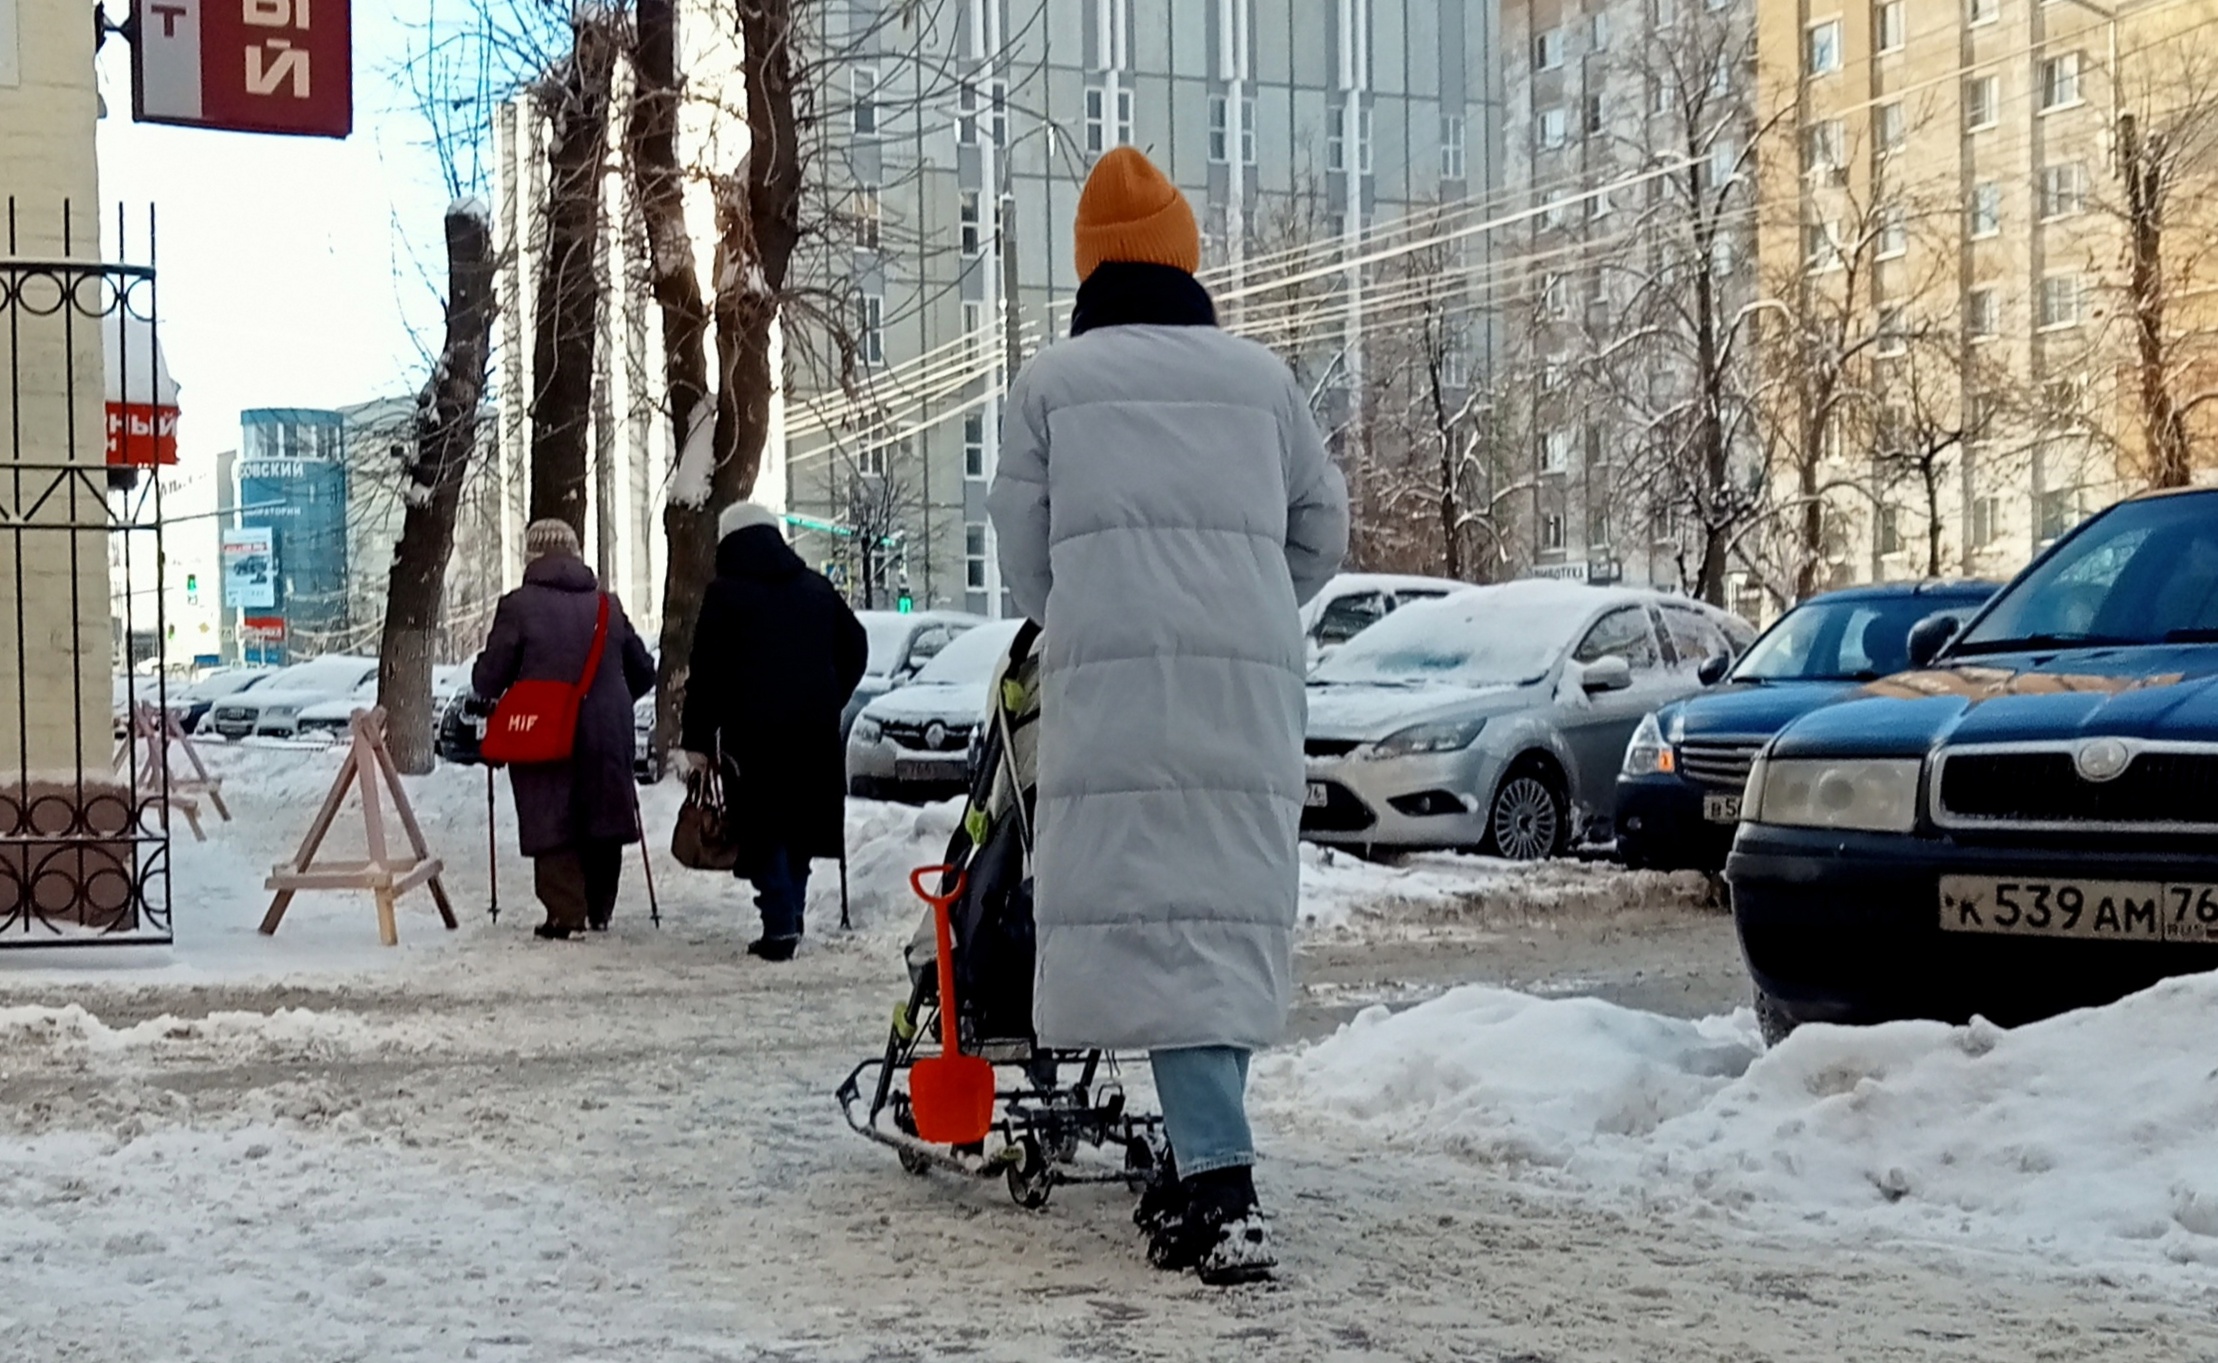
[746,935,800,962]
[533,922,575,941]
[1134,1149,1184,1236]
[586,915,611,932]
[1146,1166,1276,1285]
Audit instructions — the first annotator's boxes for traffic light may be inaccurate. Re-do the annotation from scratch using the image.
[897,591,914,613]
[184,573,199,604]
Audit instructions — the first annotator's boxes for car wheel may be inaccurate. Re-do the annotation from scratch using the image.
[1753,988,1797,1048]
[1485,761,1565,862]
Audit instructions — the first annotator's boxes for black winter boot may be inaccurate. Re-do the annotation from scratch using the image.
[1146,1165,1276,1284]
[1133,1148,1184,1237]
[746,935,800,962]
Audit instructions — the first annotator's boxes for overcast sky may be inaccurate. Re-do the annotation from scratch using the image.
[93,6,461,466]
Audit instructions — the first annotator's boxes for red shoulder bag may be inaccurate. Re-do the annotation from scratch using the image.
[482,594,610,766]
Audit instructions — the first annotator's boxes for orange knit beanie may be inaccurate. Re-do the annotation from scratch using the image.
[1073,147,1201,282]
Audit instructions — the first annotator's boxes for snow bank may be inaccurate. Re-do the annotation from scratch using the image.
[1267,974,2218,1278]
[0,1003,426,1059]
[1297,844,1711,934]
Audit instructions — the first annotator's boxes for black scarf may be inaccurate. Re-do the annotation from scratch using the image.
[1069,261,1218,336]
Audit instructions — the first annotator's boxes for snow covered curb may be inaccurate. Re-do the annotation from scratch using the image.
[0,1003,431,1060]
[1260,976,2218,1280]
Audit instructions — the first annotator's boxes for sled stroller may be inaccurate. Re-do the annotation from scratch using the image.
[835,621,1166,1208]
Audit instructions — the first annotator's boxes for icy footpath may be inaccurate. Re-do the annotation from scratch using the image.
[1261,974,2218,1280]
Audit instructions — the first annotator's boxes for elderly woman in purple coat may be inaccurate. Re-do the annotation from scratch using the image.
[474,519,658,939]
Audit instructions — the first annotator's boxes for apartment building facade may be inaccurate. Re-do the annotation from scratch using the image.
[793,0,1498,612]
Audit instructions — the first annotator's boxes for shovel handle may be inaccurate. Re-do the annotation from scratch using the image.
[910,865,968,1057]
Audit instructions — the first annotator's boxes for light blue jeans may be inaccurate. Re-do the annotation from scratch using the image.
[1150,1045,1254,1176]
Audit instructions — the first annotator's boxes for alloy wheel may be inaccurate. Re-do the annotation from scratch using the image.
[1490,775,1560,861]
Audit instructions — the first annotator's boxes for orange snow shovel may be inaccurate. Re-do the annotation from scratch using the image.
[906,865,995,1146]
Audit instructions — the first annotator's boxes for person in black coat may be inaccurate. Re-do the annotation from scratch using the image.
[681,502,868,959]
[475,519,659,939]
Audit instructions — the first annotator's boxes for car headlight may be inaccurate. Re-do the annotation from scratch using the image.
[261,705,298,720]
[1364,716,1487,759]
[1620,712,1676,777]
[853,717,883,744]
[1751,757,1922,833]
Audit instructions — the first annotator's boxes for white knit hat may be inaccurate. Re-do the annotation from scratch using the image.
[717,501,780,539]
[525,518,581,559]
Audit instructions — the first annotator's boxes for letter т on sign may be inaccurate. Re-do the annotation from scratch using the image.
[132,0,353,138]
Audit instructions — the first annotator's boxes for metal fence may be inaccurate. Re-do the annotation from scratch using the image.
[0,202,172,946]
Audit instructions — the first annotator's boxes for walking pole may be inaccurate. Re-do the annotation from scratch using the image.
[839,840,852,931]
[485,765,499,923]
[631,780,661,928]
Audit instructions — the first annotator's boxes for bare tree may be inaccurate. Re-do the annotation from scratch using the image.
[379,205,499,772]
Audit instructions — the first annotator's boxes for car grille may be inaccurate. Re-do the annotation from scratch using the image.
[1301,780,1377,834]
[1937,746,2218,829]
[882,719,973,753]
[1677,737,1764,792]
[1306,738,1361,759]
[211,706,254,727]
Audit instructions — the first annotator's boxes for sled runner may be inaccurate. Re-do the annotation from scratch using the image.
[836,622,1165,1209]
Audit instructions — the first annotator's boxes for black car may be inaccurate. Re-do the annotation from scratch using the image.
[1727,488,2218,1042]
[1616,581,1996,872]
[441,664,663,783]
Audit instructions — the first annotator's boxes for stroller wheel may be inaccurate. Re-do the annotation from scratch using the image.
[1006,1136,1054,1210]
[897,1146,933,1177]
[892,1100,933,1177]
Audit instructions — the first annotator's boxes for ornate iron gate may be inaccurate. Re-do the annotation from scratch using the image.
[0,202,173,946]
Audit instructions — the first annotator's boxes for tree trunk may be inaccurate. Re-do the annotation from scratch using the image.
[1690,159,1732,608]
[1924,457,1944,578]
[2124,117,2193,489]
[378,204,497,774]
[628,0,714,765]
[528,16,619,538]
[653,0,807,751]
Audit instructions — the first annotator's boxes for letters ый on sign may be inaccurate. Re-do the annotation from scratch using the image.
[133,0,353,138]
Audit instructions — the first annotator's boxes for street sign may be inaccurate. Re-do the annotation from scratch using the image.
[133,0,354,138]
[221,526,276,609]
[1529,563,1590,583]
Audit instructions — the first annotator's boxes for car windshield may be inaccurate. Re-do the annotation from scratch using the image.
[1955,493,2218,654]
[912,621,1021,685]
[1312,589,1571,688]
[1735,594,1985,682]
[263,658,372,692]
[859,615,915,676]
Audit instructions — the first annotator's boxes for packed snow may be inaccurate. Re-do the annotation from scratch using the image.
[1263,975,2218,1281]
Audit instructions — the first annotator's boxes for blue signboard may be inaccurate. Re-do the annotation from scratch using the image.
[236,408,348,661]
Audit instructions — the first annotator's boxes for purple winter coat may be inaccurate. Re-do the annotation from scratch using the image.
[473,555,658,857]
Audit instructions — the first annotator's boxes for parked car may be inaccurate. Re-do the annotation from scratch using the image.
[1727,488,2218,1043]
[1302,581,1754,859]
[177,668,274,733]
[444,658,661,782]
[204,656,380,740]
[296,665,471,741]
[843,610,986,743]
[1616,581,1997,872]
[632,695,661,784]
[847,619,1024,802]
[1301,573,1465,669]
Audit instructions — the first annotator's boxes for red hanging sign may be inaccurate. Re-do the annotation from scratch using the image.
[133,0,354,139]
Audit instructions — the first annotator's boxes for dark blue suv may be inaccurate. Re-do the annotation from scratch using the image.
[1616,582,1996,872]
[1728,488,2218,1041]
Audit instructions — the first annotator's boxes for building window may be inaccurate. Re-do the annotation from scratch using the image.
[1804,218,1841,272]
[1534,27,1564,71]
[1806,19,1843,76]
[1966,76,1999,131]
[963,412,984,480]
[1651,0,1677,27]
[1541,513,1567,551]
[1584,93,1605,137]
[852,184,881,251]
[2041,53,2082,111]
[852,67,879,136]
[1968,286,2000,338]
[1327,105,1374,172]
[1876,1,1906,52]
[2039,274,2084,329]
[860,442,888,477]
[1084,86,1131,153]
[961,301,984,364]
[957,80,979,145]
[1589,505,1612,547]
[858,293,883,365]
[965,523,988,590]
[1651,77,1672,115]
[1538,107,1568,149]
[2038,487,2080,541]
[1971,495,2002,547]
[1208,94,1229,162]
[1970,0,1998,24]
[2040,162,2088,219]
[1240,96,1256,164]
[1876,101,1905,152]
[1441,113,1468,179]
[1592,12,1611,49]
[1877,203,1908,259]
[1876,305,1908,356]
[1542,429,1573,473]
[1543,273,1573,318]
[960,191,981,256]
[1969,182,2002,238]
[1803,119,1845,177]
[1440,330,1469,389]
[1877,505,1904,556]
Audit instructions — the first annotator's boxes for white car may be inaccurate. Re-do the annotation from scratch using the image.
[843,610,987,743]
[295,664,471,741]
[847,620,1023,802]
[1302,573,1467,669]
[204,655,381,740]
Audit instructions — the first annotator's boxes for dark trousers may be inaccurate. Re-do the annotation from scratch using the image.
[747,845,810,939]
[534,840,624,930]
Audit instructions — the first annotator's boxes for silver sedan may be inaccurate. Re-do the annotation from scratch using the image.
[1301,581,1751,859]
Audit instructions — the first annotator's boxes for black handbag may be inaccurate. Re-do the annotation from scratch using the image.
[671,753,741,872]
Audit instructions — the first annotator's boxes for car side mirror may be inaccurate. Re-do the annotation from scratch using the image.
[1581,655,1634,694]
[1906,614,1962,669]
[1696,653,1732,686]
